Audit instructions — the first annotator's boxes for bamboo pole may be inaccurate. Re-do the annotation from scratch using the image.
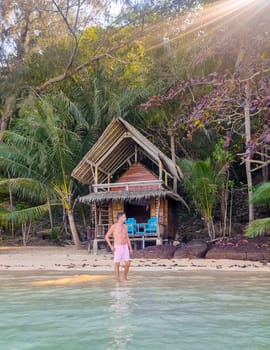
[159,160,163,180]
[168,128,177,192]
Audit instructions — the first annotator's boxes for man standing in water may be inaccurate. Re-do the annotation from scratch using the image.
[105,212,133,281]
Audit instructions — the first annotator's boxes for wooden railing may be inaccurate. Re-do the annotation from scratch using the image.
[92,180,163,192]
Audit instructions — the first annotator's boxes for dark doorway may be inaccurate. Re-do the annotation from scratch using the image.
[125,200,150,223]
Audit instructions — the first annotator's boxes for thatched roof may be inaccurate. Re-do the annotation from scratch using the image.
[72,117,182,185]
[78,189,183,203]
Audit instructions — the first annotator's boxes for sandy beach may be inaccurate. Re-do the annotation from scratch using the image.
[0,246,270,272]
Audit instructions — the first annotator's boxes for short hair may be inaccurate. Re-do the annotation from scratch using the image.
[117,212,126,220]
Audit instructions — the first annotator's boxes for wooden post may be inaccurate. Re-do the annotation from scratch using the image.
[168,127,177,192]
[108,174,111,192]
[93,202,98,254]
[94,165,98,192]
[156,197,162,245]
[159,160,163,181]
[135,144,138,163]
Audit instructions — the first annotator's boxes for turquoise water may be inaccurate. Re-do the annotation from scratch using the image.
[0,271,270,350]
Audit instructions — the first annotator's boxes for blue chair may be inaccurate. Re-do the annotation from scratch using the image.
[125,218,137,236]
[145,216,158,235]
[135,223,146,235]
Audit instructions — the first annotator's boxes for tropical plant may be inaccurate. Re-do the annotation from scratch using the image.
[180,157,227,240]
[0,93,89,247]
[246,183,270,238]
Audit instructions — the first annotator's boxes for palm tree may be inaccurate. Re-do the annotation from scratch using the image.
[246,182,270,237]
[0,93,89,247]
[180,158,227,240]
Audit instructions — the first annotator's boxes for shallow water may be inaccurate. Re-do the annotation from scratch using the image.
[0,271,270,350]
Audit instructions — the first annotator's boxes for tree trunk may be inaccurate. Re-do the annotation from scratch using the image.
[245,161,254,222]
[228,188,233,237]
[47,199,54,230]
[81,206,87,231]
[22,222,31,246]
[8,182,15,238]
[244,83,254,222]
[0,94,18,131]
[168,128,178,192]
[206,217,215,241]
[261,146,269,181]
[67,209,81,248]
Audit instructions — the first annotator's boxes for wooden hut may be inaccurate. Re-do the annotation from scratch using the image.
[72,117,184,251]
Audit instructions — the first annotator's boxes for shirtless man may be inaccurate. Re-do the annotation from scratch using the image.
[105,212,133,281]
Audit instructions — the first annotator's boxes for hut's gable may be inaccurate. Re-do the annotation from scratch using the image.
[112,163,160,192]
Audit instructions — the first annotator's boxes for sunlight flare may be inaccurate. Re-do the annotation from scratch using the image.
[31,275,109,286]
[146,0,263,52]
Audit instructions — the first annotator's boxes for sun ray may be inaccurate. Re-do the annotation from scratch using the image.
[146,0,269,52]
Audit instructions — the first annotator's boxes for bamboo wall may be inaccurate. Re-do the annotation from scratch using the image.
[111,200,124,223]
[112,163,160,192]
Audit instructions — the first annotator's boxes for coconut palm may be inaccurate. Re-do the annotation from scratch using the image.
[180,158,227,240]
[0,93,89,247]
[246,182,270,237]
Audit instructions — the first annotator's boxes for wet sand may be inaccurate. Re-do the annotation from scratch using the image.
[1,246,270,272]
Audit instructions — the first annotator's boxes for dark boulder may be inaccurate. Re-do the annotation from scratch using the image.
[174,239,209,259]
[173,245,188,258]
[133,237,270,261]
[205,247,247,260]
[206,236,270,261]
[246,248,270,261]
[132,245,176,259]
[132,249,145,259]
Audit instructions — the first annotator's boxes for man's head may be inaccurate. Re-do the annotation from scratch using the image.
[117,212,126,223]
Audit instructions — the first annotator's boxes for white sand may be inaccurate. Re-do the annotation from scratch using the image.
[0,246,270,272]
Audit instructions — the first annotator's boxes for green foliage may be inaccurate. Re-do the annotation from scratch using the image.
[50,227,61,241]
[181,158,218,218]
[180,157,228,239]
[213,139,233,163]
[0,93,87,230]
[0,204,52,229]
[246,182,270,238]
[0,178,54,203]
[252,183,270,206]
[246,218,270,238]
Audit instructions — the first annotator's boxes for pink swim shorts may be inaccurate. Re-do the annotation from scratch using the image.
[114,244,130,263]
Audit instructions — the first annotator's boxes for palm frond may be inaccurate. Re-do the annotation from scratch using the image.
[0,130,41,151]
[0,154,48,183]
[0,178,56,202]
[252,182,270,205]
[180,157,224,220]
[0,203,59,228]
[246,218,270,238]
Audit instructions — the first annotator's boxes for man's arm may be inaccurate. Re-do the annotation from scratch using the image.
[126,230,133,255]
[105,226,114,252]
